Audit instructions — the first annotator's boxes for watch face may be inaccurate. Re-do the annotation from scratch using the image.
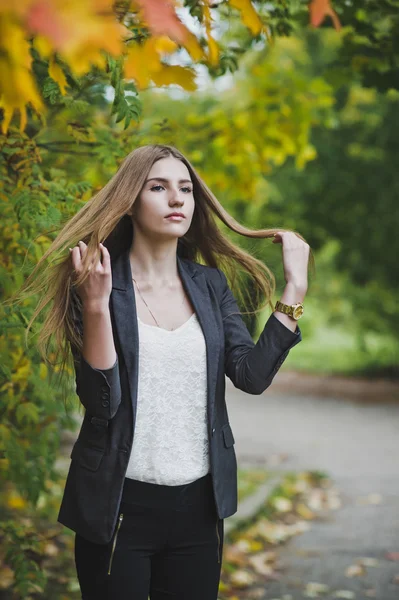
[293,305,304,320]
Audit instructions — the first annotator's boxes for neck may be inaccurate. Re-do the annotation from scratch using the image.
[129,240,179,286]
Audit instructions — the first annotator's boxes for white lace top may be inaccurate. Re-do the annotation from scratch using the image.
[125,312,210,485]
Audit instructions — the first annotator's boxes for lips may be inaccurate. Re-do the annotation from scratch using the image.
[165,213,185,218]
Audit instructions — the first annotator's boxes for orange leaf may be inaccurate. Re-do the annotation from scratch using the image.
[132,0,204,61]
[26,0,68,47]
[309,0,341,31]
[133,0,189,43]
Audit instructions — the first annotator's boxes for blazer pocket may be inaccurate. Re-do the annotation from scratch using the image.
[70,441,104,471]
[221,423,235,448]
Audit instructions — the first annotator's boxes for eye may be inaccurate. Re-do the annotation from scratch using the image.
[150,185,193,193]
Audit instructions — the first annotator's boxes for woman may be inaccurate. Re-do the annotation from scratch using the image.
[21,144,311,599]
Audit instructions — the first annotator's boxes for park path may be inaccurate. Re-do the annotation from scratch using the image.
[225,373,399,600]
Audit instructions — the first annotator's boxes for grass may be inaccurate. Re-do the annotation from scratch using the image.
[285,324,399,377]
[256,300,399,379]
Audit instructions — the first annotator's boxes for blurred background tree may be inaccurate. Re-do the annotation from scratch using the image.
[1,0,398,597]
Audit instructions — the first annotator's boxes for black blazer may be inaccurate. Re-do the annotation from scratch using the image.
[57,246,302,544]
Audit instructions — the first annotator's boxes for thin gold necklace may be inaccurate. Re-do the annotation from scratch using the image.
[132,277,186,330]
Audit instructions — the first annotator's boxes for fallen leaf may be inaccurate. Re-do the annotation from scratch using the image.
[386,552,399,561]
[304,581,330,597]
[235,539,251,553]
[307,489,324,511]
[230,569,256,587]
[248,551,276,576]
[345,563,365,577]
[327,494,342,510]
[43,541,59,557]
[223,545,247,567]
[272,496,293,512]
[296,502,315,520]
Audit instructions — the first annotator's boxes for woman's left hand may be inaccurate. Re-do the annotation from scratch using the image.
[272,231,310,291]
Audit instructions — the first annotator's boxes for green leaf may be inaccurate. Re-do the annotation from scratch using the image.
[15,403,41,425]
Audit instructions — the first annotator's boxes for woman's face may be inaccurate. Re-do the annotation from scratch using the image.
[132,156,195,241]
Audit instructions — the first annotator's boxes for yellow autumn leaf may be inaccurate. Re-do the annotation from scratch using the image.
[39,362,48,380]
[249,540,263,552]
[227,0,264,36]
[180,31,205,63]
[207,35,219,67]
[48,56,68,94]
[124,39,163,89]
[0,458,10,471]
[0,14,44,133]
[0,565,14,590]
[202,0,219,66]
[151,64,197,91]
[7,492,27,509]
[153,35,178,55]
[13,362,31,382]
[32,35,53,59]
[0,423,11,442]
[296,502,315,520]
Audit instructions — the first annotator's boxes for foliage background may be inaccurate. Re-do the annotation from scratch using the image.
[0,0,398,596]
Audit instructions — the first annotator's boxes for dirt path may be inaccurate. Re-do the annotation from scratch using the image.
[225,372,399,599]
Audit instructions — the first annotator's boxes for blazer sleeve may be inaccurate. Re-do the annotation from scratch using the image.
[218,268,302,395]
[70,299,122,421]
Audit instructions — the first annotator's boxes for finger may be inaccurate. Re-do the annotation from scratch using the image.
[71,244,83,272]
[78,240,87,257]
[78,241,96,272]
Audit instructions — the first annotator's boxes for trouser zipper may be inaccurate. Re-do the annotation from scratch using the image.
[107,513,124,575]
[216,518,221,563]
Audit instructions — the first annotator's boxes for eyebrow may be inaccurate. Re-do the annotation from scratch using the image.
[146,177,193,185]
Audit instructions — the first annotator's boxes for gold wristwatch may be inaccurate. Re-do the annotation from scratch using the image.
[275,300,304,321]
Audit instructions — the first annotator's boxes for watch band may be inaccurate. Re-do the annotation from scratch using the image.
[275,300,304,321]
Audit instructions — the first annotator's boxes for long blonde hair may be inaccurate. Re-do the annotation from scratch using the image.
[8,143,315,390]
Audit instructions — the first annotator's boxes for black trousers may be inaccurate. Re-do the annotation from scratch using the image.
[74,472,224,599]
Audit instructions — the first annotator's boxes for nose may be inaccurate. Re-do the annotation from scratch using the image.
[169,188,184,206]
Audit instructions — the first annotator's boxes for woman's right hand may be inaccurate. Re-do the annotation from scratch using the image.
[70,241,112,312]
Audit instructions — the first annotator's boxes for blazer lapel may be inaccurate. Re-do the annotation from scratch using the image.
[177,255,220,430]
[110,247,220,434]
